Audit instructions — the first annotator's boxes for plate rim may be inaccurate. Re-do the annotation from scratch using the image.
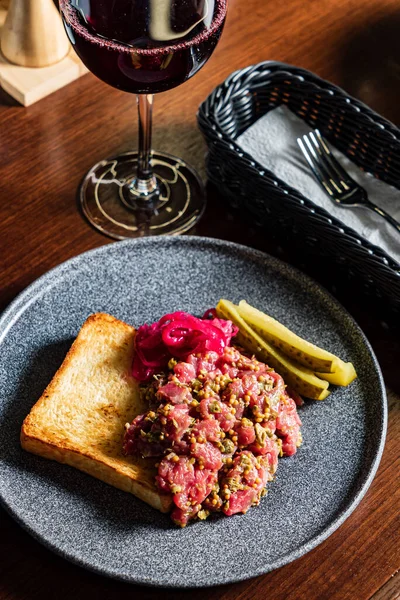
[0,236,388,587]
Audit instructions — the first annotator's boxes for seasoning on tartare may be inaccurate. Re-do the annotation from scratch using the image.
[123,310,302,527]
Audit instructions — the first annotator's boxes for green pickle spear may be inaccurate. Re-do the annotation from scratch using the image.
[316,362,357,386]
[237,300,357,386]
[238,300,339,373]
[216,299,330,400]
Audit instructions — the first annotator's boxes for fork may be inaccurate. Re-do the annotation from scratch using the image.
[297,129,400,234]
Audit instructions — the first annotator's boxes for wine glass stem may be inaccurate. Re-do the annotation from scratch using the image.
[133,93,158,196]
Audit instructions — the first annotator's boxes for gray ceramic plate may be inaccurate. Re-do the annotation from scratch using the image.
[0,237,387,588]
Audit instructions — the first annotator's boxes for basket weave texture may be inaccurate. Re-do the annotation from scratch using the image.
[198,61,400,313]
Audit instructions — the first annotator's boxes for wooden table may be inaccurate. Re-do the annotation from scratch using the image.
[1,0,399,598]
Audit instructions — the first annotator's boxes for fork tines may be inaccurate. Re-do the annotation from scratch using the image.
[297,129,353,196]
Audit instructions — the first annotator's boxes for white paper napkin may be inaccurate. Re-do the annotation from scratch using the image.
[237,105,400,265]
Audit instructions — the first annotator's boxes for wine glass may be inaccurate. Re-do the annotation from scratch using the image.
[59,0,227,239]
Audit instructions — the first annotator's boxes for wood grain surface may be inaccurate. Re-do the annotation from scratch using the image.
[0,0,400,598]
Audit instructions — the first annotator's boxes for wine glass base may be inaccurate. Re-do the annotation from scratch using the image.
[79,151,206,239]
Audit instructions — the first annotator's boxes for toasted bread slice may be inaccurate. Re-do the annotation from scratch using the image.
[21,313,172,513]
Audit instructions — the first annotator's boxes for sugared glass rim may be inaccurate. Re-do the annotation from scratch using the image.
[60,0,227,56]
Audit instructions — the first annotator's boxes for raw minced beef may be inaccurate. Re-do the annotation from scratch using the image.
[124,345,302,527]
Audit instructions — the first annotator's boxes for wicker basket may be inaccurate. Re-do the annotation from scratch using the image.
[198,61,400,314]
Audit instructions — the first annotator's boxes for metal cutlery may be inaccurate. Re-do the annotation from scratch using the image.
[297,129,400,234]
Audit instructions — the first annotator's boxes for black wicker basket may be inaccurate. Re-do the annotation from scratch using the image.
[198,61,400,314]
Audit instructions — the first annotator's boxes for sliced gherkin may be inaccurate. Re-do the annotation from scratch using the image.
[237,300,357,386]
[216,300,330,401]
[316,362,357,386]
[237,300,340,373]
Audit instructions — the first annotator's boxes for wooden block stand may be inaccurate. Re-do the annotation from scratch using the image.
[0,5,87,106]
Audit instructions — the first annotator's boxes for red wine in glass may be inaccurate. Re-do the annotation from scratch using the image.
[59,0,227,239]
[61,0,226,94]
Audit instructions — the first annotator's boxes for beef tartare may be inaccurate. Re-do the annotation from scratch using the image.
[123,311,302,527]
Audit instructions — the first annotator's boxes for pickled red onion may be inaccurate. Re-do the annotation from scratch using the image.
[202,308,217,320]
[132,311,238,381]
